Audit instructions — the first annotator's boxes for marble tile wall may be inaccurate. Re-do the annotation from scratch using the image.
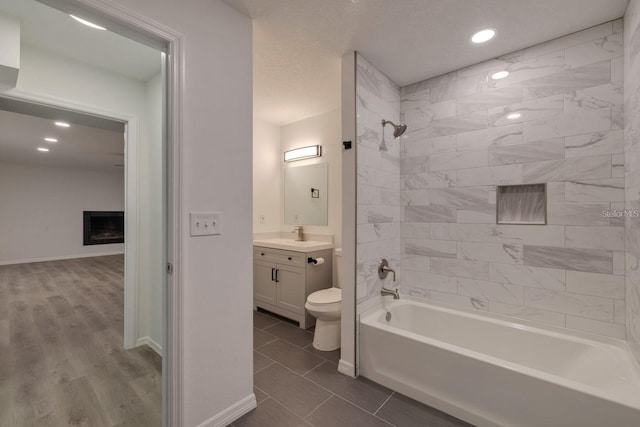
[397,20,626,339]
[355,53,401,315]
[624,0,640,361]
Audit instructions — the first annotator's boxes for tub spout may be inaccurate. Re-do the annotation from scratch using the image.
[381,287,399,300]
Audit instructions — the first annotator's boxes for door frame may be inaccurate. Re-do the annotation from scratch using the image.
[33,1,185,425]
[1,90,141,351]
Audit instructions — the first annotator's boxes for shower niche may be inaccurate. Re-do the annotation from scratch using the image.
[496,184,547,225]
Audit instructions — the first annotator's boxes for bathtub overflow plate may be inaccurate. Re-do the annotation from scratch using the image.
[386,312,391,322]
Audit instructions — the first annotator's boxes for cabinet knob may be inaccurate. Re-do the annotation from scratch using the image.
[288,257,292,260]
[261,252,265,256]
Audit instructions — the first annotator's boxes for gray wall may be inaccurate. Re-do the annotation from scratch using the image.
[356,19,628,340]
[397,19,625,338]
[625,0,640,361]
[355,53,401,315]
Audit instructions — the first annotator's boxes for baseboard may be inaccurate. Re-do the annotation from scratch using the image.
[196,393,257,427]
[338,359,356,377]
[135,336,163,356]
[0,251,125,266]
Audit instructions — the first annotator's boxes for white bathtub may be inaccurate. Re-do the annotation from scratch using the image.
[359,297,640,427]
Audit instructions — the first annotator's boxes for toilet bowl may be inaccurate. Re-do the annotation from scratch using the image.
[305,249,342,351]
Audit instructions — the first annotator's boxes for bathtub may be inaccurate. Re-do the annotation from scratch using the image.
[359,297,640,427]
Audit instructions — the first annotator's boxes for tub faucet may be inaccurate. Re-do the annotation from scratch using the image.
[378,259,396,281]
[292,225,303,241]
[381,287,400,300]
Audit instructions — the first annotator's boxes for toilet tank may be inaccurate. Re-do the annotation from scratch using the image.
[335,248,343,288]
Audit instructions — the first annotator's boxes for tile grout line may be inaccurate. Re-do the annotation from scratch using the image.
[301,359,328,377]
[302,392,336,423]
[330,394,397,426]
[300,367,396,422]
[373,391,395,415]
[253,384,271,400]
[253,336,279,350]
[252,361,275,375]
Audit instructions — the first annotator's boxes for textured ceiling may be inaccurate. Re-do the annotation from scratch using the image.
[0,0,161,82]
[224,0,629,126]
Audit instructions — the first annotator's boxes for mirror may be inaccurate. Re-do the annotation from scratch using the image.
[284,163,328,225]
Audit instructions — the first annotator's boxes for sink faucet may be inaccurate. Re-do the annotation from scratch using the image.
[381,287,400,299]
[292,225,303,241]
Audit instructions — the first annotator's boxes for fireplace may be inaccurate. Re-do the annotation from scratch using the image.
[83,211,125,245]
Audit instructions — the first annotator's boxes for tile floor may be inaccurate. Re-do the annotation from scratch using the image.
[231,310,474,427]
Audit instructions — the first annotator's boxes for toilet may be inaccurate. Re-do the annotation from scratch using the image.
[305,248,342,351]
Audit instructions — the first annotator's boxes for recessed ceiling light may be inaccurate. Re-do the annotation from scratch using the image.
[491,71,509,80]
[507,113,521,120]
[69,15,107,30]
[55,121,70,127]
[471,28,497,44]
[44,137,58,143]
[38,147,50,152]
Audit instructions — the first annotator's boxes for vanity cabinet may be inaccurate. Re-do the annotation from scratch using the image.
[254,246,332,329]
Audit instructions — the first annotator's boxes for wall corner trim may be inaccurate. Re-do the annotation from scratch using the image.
[135,336,163,357]
[196,394,257,427]
[338,359,356,378]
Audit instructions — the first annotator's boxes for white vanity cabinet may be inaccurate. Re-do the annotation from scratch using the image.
[254,245,332,329]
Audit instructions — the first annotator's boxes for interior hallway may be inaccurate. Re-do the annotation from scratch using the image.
[0,255,161,426]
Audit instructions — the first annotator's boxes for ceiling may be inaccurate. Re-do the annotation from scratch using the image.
[0,0,161,82]
[223,0,629,126]
[0,105,125,172]
[0,0,156,173]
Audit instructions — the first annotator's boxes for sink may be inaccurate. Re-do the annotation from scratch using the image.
[253,237,333,252]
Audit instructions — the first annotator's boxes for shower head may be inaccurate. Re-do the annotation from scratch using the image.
[382,119,407,138]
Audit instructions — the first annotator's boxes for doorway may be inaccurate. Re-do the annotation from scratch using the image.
[0,0,182,424]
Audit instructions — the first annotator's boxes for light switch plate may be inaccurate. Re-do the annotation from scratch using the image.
[190,212,221,236]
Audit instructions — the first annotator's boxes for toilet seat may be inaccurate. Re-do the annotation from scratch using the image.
[307,288,341,306]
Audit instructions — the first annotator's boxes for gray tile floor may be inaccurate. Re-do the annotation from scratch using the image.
[230,310,474,427]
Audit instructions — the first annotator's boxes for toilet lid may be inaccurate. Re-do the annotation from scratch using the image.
[307,288,342,305]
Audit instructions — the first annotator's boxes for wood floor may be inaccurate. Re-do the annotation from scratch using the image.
[0,255,162,427]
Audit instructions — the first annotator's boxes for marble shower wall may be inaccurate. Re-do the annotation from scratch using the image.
[398,20,626,339]
[355,53,401,315]
[624,0,640,361]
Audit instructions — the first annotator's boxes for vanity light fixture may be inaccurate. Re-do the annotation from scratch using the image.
[471,28,497,44]
[37,147,49,152]
[507,113,521,120]
[55,121,70,127]
[491,70,509,80]
[70,15,107,30]
[284,145,322,162]
[44,137,58,143]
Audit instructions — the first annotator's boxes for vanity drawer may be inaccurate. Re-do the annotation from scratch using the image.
[254,247,305,267]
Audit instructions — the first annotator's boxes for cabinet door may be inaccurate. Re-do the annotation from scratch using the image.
[254,260,277,305]
[275,264,306,314]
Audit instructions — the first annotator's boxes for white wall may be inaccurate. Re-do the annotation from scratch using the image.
[96,1,253,425]
[340,51,357,376]
[137,71,163,351]
[281,108,342,249]
[0,12,19,91]
[253,119,281,233]
[0,162,124,263]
